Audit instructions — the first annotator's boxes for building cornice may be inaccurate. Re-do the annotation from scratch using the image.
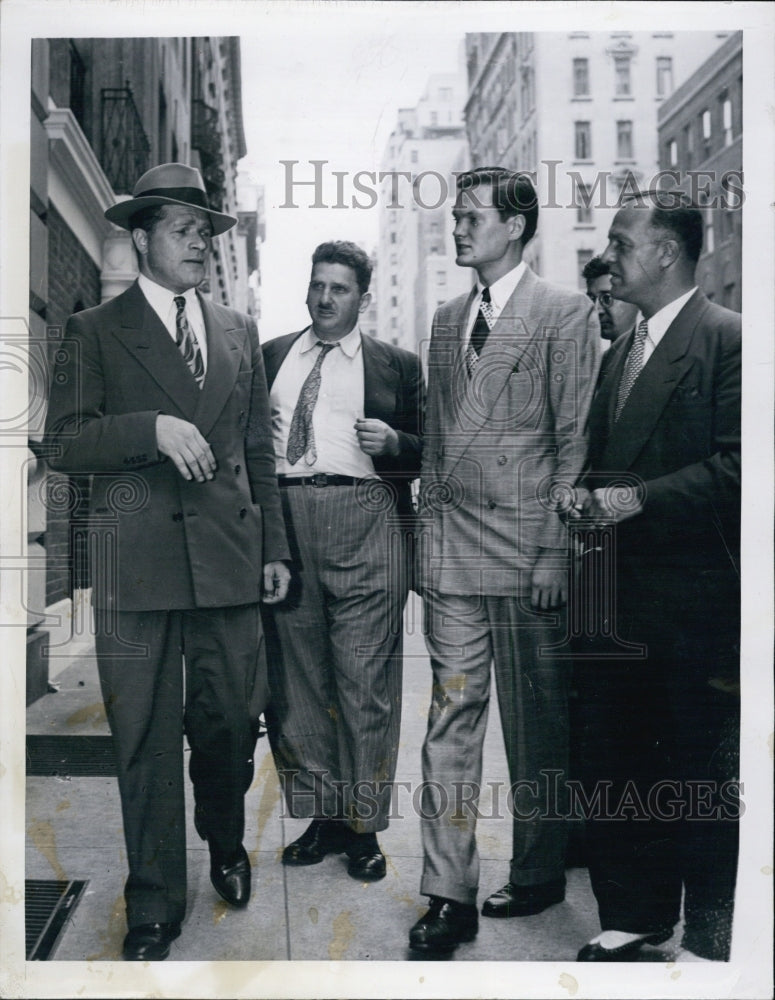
[44,107,115,265]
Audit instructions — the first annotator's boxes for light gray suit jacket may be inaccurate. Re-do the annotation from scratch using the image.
[418,265,600,596]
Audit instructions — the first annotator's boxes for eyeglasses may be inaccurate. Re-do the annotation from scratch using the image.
[587,291,614,307]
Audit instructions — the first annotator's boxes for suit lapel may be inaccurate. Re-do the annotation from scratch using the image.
[600,291,704,471]
[194,294,245,436]
[115,282,200,418]
[443,268,539,467]
[362,335,400,421]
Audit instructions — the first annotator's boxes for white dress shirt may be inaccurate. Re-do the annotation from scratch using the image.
[636,287,697,366]
[270,325,377,479]
[464,261,528,344]
[138,273,208,371]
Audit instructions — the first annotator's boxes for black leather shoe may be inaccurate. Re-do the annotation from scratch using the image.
[122,922,181,961]
[409,897,478,953]
[210,844,251,908]
[282,820,350,866]
[577,930,673,961]
[345,833,386,881]
[481,878,565,918]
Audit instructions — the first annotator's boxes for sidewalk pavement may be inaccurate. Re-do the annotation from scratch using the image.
[25,593,643,963]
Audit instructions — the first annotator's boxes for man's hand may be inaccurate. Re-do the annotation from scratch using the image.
[583,486,644,525]
[530,549,568,610]
[562,486,593,523]
[156,414,216,482]
[355,418,399,457]
[262,561,291,604]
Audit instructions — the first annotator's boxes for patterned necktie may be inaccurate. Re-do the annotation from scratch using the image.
[614,319,648,421]
[286,341,337,465]
[174,296,205,388]
[464,287,493,378]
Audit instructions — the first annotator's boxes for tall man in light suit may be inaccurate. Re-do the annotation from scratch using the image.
[409,168,600,953]
[571,192,740,962]
[262,241,423,881]
[45,164,290,960]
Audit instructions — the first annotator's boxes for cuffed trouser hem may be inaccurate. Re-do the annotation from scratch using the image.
[420,875,478,906]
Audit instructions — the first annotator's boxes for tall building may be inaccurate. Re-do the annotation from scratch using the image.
[658,32,742,311]
[463,31,733,290]
[377,69,471,354]
[27,37,251,701]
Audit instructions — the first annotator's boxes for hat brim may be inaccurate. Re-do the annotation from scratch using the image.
[105,195,237,236]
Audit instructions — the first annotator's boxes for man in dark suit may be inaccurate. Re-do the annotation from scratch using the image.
[262,241,423,881]
[44,163,290,960]
[570,191,740,962]
[582,255,638,345]
[409,168,600,953]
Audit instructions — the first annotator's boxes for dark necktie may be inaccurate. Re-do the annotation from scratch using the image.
[465,287,493,377]
[174,296,205,388]
[286,341,337,466]
[615,319,648,421]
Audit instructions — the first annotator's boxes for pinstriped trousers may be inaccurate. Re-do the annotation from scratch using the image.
[264,483,409,833]
[419,590,571,905]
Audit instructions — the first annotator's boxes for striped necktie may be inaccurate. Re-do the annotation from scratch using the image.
[174,296,205,388]
[286,342,337,465]
[614,320,648,421]
[464,287,493,378]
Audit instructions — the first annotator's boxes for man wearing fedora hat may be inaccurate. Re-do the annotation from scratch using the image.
[45,163,291,960]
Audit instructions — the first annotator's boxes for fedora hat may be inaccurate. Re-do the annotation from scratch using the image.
[105,163,237,236]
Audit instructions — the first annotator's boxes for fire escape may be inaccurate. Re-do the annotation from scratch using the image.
[191,97,225,211]
[100,85,150,194]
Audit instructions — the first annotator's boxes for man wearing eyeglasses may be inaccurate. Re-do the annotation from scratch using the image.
[582,255,638,346]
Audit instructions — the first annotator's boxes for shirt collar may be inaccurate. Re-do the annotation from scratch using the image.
[300,324,362,358]
[138,273,198,314]
[477,261,527,314]
[637,287,697,348]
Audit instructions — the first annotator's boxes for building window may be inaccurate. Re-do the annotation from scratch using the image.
[722,95,733,145]
[656,57,673,97]
[617,120,634,159]
[575,181,593,224]
[390,232,397,244]
[437,270,447,285]
[439,87,453,101]
[574,121,592,160]
[614,55,631,96]
[411,149,419,164]
[430,111,438,126]
[701,109,712,149]
[573,58,590,96]
[667,139,678,167]
[684,123,694,168]
[391,296,398,308]
[391,275,397,286]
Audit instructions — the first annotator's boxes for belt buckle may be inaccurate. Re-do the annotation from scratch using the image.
[311,473,328,487]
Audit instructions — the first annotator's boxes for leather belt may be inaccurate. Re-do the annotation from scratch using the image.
[277,474,370,488]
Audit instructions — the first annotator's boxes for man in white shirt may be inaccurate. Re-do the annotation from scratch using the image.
[409,168,600,953]
[570,191,741,962]
[262,241,423,882]
[45,163,291,960]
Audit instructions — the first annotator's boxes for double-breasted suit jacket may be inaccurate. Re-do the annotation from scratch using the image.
[45,280,289,610]
[419,265,601,596]
[575,289,741,945]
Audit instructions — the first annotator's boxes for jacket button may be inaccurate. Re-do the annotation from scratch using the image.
[172,512,183,522]
[497,455,507,465]
[239,507,247,518]
[234,465,241,475]
[487,500,497,510]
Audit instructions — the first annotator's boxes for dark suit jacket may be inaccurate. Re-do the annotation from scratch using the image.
[583,289,741,574]
[45,280,289,611]
[262,330,424,517]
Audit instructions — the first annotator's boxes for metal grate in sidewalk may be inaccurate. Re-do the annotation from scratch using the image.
[26,879,88,960]
[26,734,117,777]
